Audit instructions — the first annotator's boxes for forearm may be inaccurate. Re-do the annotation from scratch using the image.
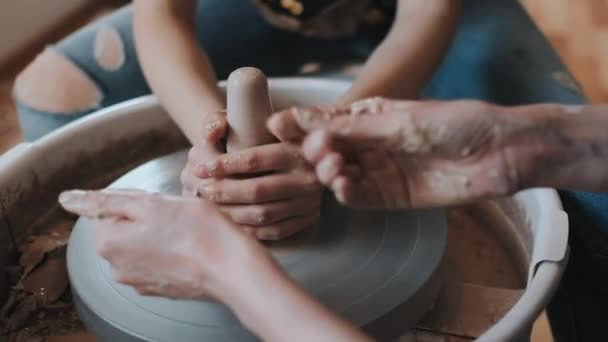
[133,0,224,144]
[217,245,371,342]
[340,0,461,105]
[504,104,608,192]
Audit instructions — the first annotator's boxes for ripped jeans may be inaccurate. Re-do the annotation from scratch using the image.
[14,1,391,141]
[13,0,608,341]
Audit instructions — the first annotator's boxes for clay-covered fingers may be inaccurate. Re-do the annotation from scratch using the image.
[181,139,225,196]
[58,189,147,220]
[221,194,320,226]
[267,97,410,142]
[197,172,320,204]
[267,105,351,142]
[202,111,228,143]
[196,143,306,178]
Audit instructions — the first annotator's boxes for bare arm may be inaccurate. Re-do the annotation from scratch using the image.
[223,248,373,342]
[340,0,461,104]
[505,104,608,193]
[133,0,225,144]
[268,99,608,209]
[60,190,371,342]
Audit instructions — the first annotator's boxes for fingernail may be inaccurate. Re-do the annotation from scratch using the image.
[197,185,214,200]
[205,121,221,132]
[58,190,86,208]
[198,160,218,177]
[58,190,97,216]
[317,156,339,182]
[303,130,330,162]
[293,108,316,129]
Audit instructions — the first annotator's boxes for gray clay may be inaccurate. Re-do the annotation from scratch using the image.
[226,67,276,152]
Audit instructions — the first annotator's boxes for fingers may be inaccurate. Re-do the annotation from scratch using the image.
[93,218,132,259]
[315,153,344,185]
[267,98,410,142]
[271,99,434,159]
[202,111,228,144]
[196,143,305,178]
[59,190,145,219]
[197,172,320,204]
[267,105,349,142]
[181,141,225,194]
[330,176,386,209]
[248,215,320,241]
[221,194,320,226]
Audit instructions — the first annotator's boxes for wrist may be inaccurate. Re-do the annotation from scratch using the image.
[498,103,608,192]
[201,234,271,303]
[211,242,293,337]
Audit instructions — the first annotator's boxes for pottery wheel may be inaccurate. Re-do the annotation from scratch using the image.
[67,150,447,341]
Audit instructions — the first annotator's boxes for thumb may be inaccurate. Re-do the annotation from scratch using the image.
[203,111,228,144]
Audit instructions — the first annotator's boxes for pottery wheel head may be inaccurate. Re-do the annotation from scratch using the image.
[67,150,447,341]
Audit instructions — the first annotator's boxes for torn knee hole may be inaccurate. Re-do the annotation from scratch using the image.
[552,71,583,95]
[14,48,103,114]
[94,26,126,71]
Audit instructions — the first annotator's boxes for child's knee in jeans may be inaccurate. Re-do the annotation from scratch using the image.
[13,26,126,116]
[13,47,103,115]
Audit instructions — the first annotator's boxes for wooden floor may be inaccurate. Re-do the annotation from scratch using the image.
[525,0,608,103]
[0,2,605,341]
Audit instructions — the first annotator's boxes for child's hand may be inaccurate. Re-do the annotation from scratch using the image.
[181,110,227,196]
[58,190,266,301]
[195,142,322,240]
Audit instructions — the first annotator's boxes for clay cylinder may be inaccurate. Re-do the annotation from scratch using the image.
[226,67,276,152]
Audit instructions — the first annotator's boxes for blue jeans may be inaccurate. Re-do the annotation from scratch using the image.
[15,0,389,141]
[14,0,607,340]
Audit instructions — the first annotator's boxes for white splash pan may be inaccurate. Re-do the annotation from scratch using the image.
[0,78,568,341]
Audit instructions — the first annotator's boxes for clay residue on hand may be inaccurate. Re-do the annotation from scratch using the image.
[291,105,347,132]
[425,169,473,197]
[349,97,384,115]
[560,104,584,115]
[394,114,433,154]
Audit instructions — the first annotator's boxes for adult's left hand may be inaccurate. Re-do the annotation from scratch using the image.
[195,142,322,240]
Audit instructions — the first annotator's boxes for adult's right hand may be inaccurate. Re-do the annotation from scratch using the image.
[268,98,546,209]
[58,189,265,301]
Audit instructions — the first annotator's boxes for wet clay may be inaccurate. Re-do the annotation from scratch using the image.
[1,220,88,342]
[226,67,276,152]
[0,131,186,341]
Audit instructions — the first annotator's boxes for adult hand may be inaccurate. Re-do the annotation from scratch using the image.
[58,189,267,301]
[58,189,372,342]
[268,98,542,209]
[195,142,322,241]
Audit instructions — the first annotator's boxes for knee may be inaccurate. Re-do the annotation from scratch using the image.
[13,47,103,115]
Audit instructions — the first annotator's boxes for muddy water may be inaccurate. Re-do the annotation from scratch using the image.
[445,206,528,289]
